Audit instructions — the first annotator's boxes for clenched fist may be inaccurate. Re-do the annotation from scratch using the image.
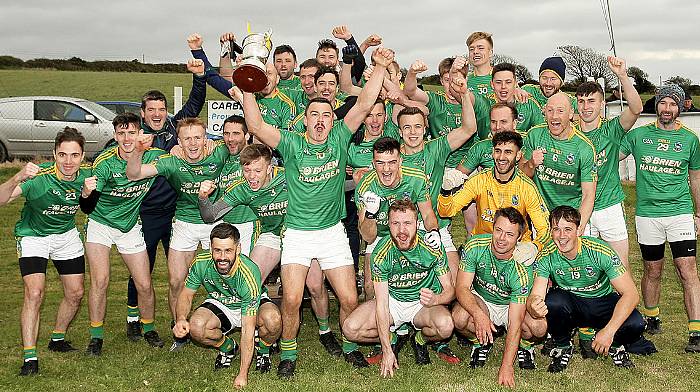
[332,25,352,41]
[187,33,203,50]
[372,48,394,68]
[187,59,205,76]
[198,180,217,199]
[409,60,428,75]
[82,176,97,198]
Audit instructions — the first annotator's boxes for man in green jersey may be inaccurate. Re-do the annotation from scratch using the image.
[577,56,642,271]
[356,137,441,298]
[242,47,395,377]
[528,206,648,372]
[348,100,400,180]
[174,223,281,388]
[198,143,345,357]
[619,84,700,352]
[522,93,597,234]
[274,45,302,94]
[466,31,494,98]
[343,200,455,376]
[126,117,229,348]
[521,56,578,114]
[83,113,167,355]
[0,128,92,375]
[456,103,518,175]
[298,58,321,102]
[453,208,547,387]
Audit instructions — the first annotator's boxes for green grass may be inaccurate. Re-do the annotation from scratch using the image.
[0,164,698,391]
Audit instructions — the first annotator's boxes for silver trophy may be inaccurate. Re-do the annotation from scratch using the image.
[232,29,273,93]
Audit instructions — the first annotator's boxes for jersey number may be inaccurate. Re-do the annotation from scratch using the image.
[570,271,580,280]
[657,143,669,151]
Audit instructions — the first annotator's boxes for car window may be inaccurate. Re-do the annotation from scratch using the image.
[0,100,33,120]
[35,100,90,122]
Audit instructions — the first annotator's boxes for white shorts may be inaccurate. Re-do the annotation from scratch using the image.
[585,202,628,241]
[364,236,383,255]
[233,221,257,256]
[17,228,84,260]
[86,218,146,255]
[473,290,509,328]
[418,223,457,252]
[635,214,696,245]
[388,296,423,332]
[255,231,281,251]
[198,298,241,335]
[170,219,215,252]
[281,222,353,270]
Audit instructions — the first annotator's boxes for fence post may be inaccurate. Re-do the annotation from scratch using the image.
[174,86,183,113]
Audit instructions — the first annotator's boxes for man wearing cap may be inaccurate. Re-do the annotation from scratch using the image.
[619,84,700,352]
[522,57,578,114]
[683,92,699,112]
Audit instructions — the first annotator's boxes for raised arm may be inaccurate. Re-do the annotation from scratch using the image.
[0,162,37,205]
[189,33,235,100]
[343,48,394,132]
[403,60,429,104]
[218,32,236,81]
[608,56,642,131]
[242,92,281,149]
[125,138,159,181]
[340,61,362,96]
[446,71,477,151]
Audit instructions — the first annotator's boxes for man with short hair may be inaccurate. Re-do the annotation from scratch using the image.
[242,48,395,378]
[456,103,517,176]
[0,128,92,375]
[274,44,302,94]
[453,208,547,387]
[126,117,229,351]
[527,206,649,372]
[174,223,281,388]
[465,31,494,98]
[83,113,168,355]
[521,92,597,235]
[522,56,578,113]
[342,200,455,376]
[299,58,321,101]
[619,84,700,352]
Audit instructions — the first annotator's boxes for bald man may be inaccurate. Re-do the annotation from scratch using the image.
[521,92,597,234]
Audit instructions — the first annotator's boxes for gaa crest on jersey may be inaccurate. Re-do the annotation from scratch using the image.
[674,142,683,152]
[511,195,519,206]
[643,138,653,145]
[585,265,595,277]
[399,256,409,269]
[565,153,575,165]
[517,113,525,122]
[208,163,218,173]
[556,269,565,276]
[520,286,529,295]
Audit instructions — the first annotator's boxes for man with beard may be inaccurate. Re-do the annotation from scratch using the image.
[274,45,302,94]
[456,103,517,176]
[453,208,547,387]
[619,84,700,352]
[173,223,281,389]
[521,93,597,235]
[242,47,395,378]
[126,118,229,351]
[438,131,550,251]
[356,137,440,298]
[522,57,578,113]
[528,206,647,373]
[342,200,455,376]
[0,128,93,375]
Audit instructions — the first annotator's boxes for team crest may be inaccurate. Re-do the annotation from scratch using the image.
[208,163,218,172]
[585,265,595,277]
[643,138,653,145]
[556,269,565,276]
[674,142,683,152]
[611,255,622,267]
[517,113,525,122]
[565,153,575,165]
[511,195,519,206]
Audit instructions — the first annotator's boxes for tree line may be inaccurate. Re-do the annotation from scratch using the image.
[0,55,186,73]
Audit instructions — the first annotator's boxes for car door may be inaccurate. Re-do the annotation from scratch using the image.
[33,100,95,155]
[0,99,35,157]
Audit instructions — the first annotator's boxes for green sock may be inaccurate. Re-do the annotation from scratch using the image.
[258,339,271,355]
[141,319,155,333]
[519,338,533,350]
[317,316,330,334]
[396,323,410,335]
[641,306,660,318]
[89,322,104,339]
[51,330,66,341]
[342,334,358,354]
[415,331,426,346]
[469,336,480,348]
[390,332,398,345]
[578,327,595,341]
[23,346,37,361]
[689,320,700,336]
[280,338,298,361]
[127,305,140,322]
[216,336,236,353]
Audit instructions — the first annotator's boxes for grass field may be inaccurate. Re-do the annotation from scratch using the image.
[1,69,700,390]
[0,162,698,391]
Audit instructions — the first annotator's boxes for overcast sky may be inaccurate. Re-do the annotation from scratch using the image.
[2,0,698,85]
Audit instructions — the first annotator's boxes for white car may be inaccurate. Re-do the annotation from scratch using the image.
[0,96,117,161]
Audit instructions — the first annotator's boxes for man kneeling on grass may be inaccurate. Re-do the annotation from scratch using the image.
[173,223,281,388]
[342,199,455,377]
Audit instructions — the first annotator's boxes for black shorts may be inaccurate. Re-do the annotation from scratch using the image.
[19,256,85,277]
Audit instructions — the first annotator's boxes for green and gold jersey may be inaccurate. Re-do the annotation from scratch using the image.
[460,234,533,305]
[215,153,257,225]
[155,144,229,224]
[620,121,700,217]
[347,130,401,170]
[257,89,298,131]
[579,116,626,211]
[523,124,597,210]
[536,237,625,298]
[16,162,92,237]
[426,90,478,167]
[473,94,545,140]
[371,230,449,302]
[277,120,353,230]
[467,71,493,98]
[355,166,430,237]
[383,101,401,138]
[460,138,493,172]
[277,75,303,95]
[91,147,167,232]
[402,137,452,229]
[185,251,262,316]
[224,167,287,236]
[522,84,579,113]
